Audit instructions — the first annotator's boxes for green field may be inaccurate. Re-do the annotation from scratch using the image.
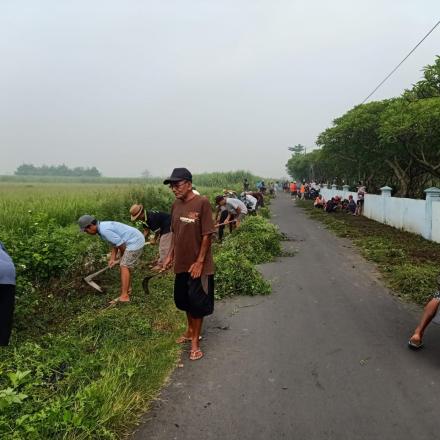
[0,174,281,439]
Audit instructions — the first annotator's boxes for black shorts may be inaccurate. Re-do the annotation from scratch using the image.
[357,199,364,206]
[174,273,214,318]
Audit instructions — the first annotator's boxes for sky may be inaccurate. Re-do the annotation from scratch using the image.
[0,1,439,178]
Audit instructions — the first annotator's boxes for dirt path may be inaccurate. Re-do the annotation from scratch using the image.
[132,194,440,440]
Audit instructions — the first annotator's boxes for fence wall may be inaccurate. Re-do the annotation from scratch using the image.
[319,186,440,244]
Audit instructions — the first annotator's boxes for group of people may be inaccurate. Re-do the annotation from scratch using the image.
[313,182,366,216]
[77,168,219,360]
[287,180,320,200]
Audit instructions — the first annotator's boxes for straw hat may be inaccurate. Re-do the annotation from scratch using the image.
[130,204,144,221]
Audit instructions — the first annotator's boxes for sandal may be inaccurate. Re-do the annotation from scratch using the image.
[176,335,203,344]
[189,349,204,361]
[109,297,130,305]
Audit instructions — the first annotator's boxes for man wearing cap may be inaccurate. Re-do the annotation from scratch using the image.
[161,168,215,361]
[78,215,145,304]
[129,205,172,270]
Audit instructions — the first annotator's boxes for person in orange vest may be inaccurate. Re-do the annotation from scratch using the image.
[289,181,297,198]
[300,182,306,199]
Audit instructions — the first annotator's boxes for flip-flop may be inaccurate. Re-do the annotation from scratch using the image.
[176,335,203,344]
[109,297,130,305]
[189,349,204,361]
[408,339,423,350]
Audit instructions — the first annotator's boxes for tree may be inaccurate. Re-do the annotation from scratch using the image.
[141,169,151,178]
[288,144,305,155]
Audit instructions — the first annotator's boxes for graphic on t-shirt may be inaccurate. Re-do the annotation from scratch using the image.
[179,211,200,224]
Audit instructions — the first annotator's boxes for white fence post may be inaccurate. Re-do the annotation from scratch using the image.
[424,187,440,240]
[331,184,337,191]
[380,186,392,224]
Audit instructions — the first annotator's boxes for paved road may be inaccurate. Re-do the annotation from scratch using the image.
[133,194,440,440]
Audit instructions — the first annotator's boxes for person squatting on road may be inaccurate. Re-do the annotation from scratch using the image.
[78,215,145,304]
[129,204,172,271]
[161,168,215,361]
[0,241,16,346]
[408,275,440,350]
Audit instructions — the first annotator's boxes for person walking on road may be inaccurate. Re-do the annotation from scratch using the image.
[129,204,172,270]
[162,168,216,361]
[0,241,16,346]
[408,276,440,349]
[78,215,145,304]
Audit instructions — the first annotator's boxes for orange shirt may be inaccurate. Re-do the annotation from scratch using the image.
[290,183,297,192]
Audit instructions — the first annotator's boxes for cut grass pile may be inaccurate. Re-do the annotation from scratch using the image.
[296,200,440,304]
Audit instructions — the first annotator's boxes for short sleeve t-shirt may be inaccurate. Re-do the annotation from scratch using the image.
[98,221,145,251]
[171,195,215,275]
[225,198,248,215]
[145,211,171,235]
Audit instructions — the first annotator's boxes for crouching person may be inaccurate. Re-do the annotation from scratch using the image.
[162,168,216,361]
[78,215,145,304]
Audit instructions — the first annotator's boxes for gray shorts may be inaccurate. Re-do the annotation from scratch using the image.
[120,247,143,268]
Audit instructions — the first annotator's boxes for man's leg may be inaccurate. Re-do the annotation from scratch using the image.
[0,284,15,346]
[120,265,131,301]
[189,316,203,360]
[409,298,440,346]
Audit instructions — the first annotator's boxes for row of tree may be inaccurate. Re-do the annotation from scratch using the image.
[15,164,101,177]
[286,56,440,198]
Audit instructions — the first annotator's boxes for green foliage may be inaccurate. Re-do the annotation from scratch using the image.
[222,216,282,264]
[15,164,101,177]
[214,250,271,298]
[214,216,282,298]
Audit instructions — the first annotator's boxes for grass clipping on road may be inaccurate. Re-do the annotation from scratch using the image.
[297,200,440,305]
[0,215,281,439]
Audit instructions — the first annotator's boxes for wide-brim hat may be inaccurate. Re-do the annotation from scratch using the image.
[163,167,192,185]
[130,204,144,221]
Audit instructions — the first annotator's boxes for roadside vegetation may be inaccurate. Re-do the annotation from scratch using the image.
[297,200,440,305]
[0,174,281,439]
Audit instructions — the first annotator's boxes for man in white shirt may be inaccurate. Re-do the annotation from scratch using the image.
[215,195,248,228]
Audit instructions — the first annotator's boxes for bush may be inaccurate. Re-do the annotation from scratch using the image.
[214,250,271,298]
[213,216,282,298]
[222,216,282,264]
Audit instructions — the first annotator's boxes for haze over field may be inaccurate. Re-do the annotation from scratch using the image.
[0,1,438,178]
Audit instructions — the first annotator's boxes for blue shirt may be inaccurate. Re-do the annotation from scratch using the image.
[0,242,16,285]
[97,221,145,251]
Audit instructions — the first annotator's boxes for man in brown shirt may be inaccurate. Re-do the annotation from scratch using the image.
[162,168,215,361]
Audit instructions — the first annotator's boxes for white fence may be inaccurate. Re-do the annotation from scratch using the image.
[319,184,440,244]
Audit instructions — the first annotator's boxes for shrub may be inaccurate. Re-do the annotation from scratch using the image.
[222,216,282,264]
[214,250,271,298]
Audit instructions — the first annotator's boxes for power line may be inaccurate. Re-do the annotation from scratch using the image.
[361,19,440,104]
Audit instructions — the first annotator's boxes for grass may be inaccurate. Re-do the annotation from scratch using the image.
[296,200,440,305]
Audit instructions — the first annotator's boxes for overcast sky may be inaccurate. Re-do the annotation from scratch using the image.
[0,1,438,178]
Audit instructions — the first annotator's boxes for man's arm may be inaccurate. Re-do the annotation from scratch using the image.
[189,234,211,279]
[109,243,126,267]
